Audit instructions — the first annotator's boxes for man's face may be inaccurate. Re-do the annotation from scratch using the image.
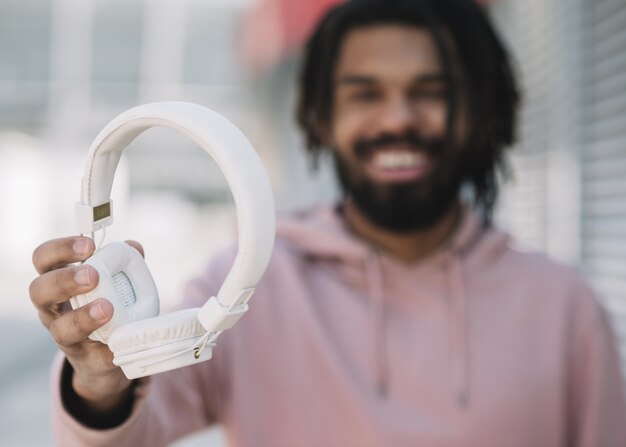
[330,25,468,232]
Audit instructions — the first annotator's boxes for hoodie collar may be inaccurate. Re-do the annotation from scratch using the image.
[276,203,500,268]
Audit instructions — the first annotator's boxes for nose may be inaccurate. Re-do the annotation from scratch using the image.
[377,94,417,135]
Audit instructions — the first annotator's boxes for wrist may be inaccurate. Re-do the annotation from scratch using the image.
[61,359,135,429]
[72,370,132,410]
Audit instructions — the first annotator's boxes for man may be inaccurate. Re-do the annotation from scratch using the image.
[29,0,626,446]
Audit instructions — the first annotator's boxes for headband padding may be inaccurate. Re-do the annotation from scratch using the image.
[78,102,276,315]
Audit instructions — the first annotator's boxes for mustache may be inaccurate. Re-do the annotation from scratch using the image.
[354,132,445,160]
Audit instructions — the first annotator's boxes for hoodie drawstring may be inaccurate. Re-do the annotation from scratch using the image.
[366,248,470,407]
[366,250,388,398]
[444,250,470,409]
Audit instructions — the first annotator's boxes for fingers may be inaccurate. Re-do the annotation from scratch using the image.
[49,299,114,348]
[31,236,143,347]
[124,240,144,258]
[32,236,95,274]
[29,264,99,309]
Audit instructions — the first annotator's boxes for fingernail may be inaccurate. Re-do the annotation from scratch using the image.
[74,267,91,286]
[73,239,90,256]
[89,300,105,320]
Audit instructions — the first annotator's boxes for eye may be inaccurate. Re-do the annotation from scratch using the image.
[409,87,448,102]
[351,89,382,103]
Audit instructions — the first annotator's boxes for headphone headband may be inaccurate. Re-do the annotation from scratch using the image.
[75,101,275,325]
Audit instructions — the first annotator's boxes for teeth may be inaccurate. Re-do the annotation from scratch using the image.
[373,151,425,169]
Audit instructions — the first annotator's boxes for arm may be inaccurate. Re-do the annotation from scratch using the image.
[51,350,226,447]
[31,237,230,446]
[567,279,626,447]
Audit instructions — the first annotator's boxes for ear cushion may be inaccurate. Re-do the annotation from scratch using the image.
[71,241,160,342]
[108,308,206,357]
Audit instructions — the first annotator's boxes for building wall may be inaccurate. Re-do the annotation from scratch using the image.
[0,0,263,201]
[491,0,626,372]
[580,0,626,366]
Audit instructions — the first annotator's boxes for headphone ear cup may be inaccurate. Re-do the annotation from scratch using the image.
[70,241,160,343]
[108,308,205,357]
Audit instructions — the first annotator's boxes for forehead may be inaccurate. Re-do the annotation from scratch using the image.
[335,25,442,80]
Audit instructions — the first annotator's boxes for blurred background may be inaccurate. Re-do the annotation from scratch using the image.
[0,0,623,445]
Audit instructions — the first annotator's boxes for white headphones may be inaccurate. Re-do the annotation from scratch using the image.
[69,101,276,380]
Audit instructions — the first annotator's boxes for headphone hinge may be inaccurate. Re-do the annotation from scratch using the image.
[197,291,253,333]
[75,200,113,234]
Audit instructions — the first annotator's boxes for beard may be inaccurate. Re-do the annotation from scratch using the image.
[333,131,464,233]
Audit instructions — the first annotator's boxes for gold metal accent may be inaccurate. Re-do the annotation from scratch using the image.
[193,348,200,359]
[93,202,111,222]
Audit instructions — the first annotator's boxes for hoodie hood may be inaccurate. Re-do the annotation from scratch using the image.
[276,203,511,407]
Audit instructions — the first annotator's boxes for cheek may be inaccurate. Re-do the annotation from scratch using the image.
[332,93,388,145]
[417,102,448,136]
[331,110,367,158]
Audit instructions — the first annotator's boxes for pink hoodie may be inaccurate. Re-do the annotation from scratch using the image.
[52,205,626,446]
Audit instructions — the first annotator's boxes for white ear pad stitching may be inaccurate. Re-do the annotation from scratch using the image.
[71,242,159,342]
[107,308,205,357]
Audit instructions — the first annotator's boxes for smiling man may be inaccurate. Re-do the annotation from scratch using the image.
[332,26,462,227]
[322,24,468,258]
[31,0,626,446]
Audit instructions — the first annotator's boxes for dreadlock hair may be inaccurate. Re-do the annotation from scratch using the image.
[296,0,520,218]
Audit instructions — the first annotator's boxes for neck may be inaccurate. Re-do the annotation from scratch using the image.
[343,199,462,263]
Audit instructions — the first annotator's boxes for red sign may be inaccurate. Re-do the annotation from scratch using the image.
[242,0,343,74]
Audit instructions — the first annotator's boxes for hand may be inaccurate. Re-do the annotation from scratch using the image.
[29,236,144,413]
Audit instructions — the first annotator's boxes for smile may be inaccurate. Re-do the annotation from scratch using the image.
[372,151,427,169]
[367,149,431,183]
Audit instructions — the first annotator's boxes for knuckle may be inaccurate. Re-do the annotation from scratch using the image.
[49,319,67,346]
[49,310,91,347]
[28,278,39,304]
[30,268,76,309]
[53,270,65,294]
[32,237,77,274]
[70,310,86,339]
[31,243,46,273]
[37,310,52,330]
[54,268,75,297]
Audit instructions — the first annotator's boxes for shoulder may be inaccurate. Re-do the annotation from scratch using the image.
[496,244,607,321]
[467,221,603,314]
[182,232,309,304]
[503,245,589,290]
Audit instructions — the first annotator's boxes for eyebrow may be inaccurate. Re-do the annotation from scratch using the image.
[335,75,378,86]
[335,72,449,87]
[415,73,448,84]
